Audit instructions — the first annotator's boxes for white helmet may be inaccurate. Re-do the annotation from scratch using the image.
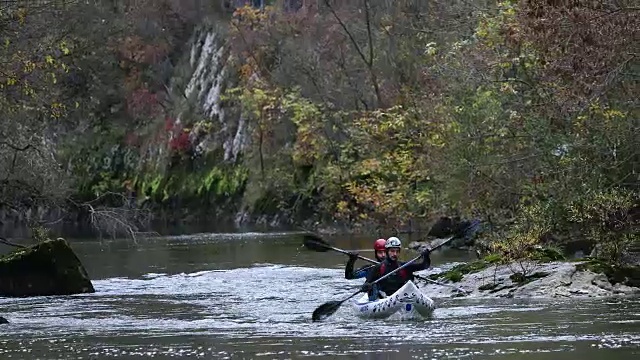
[385,237,402,249]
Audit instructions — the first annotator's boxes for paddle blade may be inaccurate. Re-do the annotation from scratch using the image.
[312,300,343,322]
[302,234,331,252]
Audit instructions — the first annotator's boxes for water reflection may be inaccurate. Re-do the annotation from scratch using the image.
[66,232,477,280]
[0,233,638,359]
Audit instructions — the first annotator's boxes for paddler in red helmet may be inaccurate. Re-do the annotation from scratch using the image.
[344,238,386,280]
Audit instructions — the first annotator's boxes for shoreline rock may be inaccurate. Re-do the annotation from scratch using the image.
[418,260,640,299]
[0,238,95,297]
[0,316,8,324]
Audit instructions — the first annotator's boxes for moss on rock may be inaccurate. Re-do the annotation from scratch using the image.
[576,259,640,288]
[0,238,95,297]
[429,255,500,283]
[530,246,566,262]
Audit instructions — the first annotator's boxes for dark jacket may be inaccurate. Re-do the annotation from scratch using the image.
[364,255,431,300]
[344,256,375,279]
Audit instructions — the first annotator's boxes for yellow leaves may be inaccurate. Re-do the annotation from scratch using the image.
[22,60,36,73]
[499,82,516,94]
[360,158,381,173]
[50,102,66,118]
[6,77,17,86]
[602,108,626,121]
[45,55,54,65]
[231,5,273,33]
[476,21,489,40]
[415,188,431,207]
[428,132,446,148]
[22,84,35,97]
[17,8,27,25]
[59,41,71,55]
[336,200,349,214]
[574,102,628,138]
[425,42,438,56]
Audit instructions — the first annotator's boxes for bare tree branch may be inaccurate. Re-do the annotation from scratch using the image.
[0,236,26,248]
[323,0,383,106]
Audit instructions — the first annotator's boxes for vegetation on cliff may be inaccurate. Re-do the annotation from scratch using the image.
[1,1,637,264]
[0,1,227,236]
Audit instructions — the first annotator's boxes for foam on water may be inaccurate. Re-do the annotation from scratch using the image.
[1,264,639,359]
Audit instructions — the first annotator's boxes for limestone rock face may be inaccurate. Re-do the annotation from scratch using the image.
[0,238,95,297]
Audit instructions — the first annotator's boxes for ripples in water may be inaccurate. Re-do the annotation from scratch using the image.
[1,265,639,359]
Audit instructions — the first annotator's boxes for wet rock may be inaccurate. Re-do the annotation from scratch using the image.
[409,219,482,252]
[418,260,640,299]
[0,316,8,324]
[427,217,481,247]
[0,238,95,297]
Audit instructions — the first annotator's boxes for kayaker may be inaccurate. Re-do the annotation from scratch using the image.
[344,238,386,280]
[361,237,431,300]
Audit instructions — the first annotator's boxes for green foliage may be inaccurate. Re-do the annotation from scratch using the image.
[565,188,638,263]
[219,0,637,257]
[509,271,549,285]
[30,226,51,243]
[133,164,248,204]
[576,259,640,287]
[429,259,494,283]
[3,0,636,252]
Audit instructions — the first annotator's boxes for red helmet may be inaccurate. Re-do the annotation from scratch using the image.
[373,239,386,251]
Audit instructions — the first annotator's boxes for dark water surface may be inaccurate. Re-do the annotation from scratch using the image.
[1,233,638,359]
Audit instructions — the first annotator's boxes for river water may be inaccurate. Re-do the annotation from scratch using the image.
[1,232,638,359]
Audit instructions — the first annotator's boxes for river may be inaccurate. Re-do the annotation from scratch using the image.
[0,232,638,359]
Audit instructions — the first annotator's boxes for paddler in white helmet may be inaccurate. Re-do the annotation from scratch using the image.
[361,237,431,301]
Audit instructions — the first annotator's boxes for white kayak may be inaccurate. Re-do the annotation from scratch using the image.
[352,280,435,320]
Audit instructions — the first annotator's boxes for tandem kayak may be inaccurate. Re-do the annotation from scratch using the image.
[352,280,435,320]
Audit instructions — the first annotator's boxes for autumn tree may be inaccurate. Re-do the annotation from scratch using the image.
[0,3,75,215]
[0,1,217,237]
[226,1,494,228]
[226,0,638,255]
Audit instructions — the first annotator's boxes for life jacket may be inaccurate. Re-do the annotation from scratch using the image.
[379,262,409,280]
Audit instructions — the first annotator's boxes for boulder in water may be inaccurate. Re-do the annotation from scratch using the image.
[0,238,95,297]
[0,316,8,324]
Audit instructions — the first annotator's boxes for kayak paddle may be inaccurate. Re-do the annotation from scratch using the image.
[311,251,426,322]
[302,225,475,293]
[303,234,380,265]
[310,232,466,322]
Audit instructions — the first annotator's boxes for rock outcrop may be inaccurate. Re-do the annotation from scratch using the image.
[0,238,95,297]
[419,260,640,299]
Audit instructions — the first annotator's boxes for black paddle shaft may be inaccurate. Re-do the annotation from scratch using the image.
[303,231,468,283]
[311,251,426,321]
[309,225,477,321]
[328,245,379,264]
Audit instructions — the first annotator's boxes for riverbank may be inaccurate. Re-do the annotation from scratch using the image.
[1,232,638,359]
[0,201,437,240]
[420,258,640,299]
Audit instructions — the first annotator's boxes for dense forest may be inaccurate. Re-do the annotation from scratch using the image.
[0,1,637,262]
